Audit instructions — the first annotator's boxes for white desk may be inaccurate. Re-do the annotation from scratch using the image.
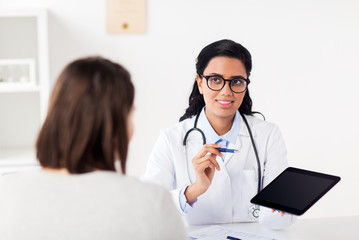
[189,215,359,240]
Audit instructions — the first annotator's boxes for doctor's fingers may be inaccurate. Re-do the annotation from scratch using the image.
[194,159,217,173]
[271,209,290,216]
[192,154,220,171]
[195,144,223,159]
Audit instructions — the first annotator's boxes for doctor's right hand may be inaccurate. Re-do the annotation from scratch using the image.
[185,144,222,204]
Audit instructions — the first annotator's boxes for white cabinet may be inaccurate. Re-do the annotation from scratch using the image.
[0,9,49,175]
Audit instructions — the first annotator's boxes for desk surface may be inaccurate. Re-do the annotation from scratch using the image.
[189,215,359,240]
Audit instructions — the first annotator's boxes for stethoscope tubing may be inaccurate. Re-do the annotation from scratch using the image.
[183,111,262,193]
[240,112,262,193]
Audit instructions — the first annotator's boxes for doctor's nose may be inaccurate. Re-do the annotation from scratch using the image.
[220,81,233,95]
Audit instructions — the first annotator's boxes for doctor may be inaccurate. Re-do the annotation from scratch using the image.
[142,39,296,229]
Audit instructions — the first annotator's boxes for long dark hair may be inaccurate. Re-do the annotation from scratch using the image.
[180,39,256,121]
[36,56,134,174]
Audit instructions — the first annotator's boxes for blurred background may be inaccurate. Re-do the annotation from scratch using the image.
[0,0,358,219]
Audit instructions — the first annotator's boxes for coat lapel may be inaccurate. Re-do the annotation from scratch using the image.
[224,114,254,166]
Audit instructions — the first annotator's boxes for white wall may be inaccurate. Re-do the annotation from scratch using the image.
[1,0,358,219]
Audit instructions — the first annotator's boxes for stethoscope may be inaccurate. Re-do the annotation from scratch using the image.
[183,111,262,218]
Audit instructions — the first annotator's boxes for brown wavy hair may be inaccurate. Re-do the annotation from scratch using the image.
[36,56,134,174]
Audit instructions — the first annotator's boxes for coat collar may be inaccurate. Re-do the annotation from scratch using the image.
[197,107,241,145]
[238,113,255,137]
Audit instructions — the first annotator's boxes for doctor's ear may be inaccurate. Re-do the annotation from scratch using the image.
[196,75,203,95]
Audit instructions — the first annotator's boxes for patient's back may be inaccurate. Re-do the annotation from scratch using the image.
[0,170,187,240]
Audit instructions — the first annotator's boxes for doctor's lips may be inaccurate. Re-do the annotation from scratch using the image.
[217,148,239,153]
[216,99,234,108]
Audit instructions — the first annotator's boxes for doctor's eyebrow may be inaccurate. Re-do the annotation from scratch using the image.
[205,73,247,79]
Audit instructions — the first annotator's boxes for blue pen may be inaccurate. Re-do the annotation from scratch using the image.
[227,236,241,240]
[217,148,239,153]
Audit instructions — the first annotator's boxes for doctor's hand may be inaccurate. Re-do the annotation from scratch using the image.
[271,209,292,216]
[185,144,222,204]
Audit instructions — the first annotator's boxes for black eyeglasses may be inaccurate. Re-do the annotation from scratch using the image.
[201,75,249,93]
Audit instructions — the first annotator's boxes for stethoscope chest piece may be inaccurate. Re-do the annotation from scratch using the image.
[249,205,260,219]
[183,111,262,219]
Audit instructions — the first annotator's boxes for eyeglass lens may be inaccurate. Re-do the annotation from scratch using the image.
[207,76,247,93]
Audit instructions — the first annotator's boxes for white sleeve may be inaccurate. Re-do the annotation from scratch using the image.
[259,125,297,229]
[141,131,185,211]
[262,125,288,185]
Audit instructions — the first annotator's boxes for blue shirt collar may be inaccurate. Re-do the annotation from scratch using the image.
[197,107,241,145]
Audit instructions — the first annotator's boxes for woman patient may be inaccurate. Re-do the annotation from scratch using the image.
[0,57,187,240]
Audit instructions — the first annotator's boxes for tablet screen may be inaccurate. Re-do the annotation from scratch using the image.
[250,167,340,215]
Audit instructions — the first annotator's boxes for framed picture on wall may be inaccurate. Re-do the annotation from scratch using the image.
[0,59,36,86]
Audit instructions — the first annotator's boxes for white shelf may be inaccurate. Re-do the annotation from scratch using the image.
[0,8,49,177]
[0,8,46,17]
[0,8,50,122]
[0,147,38,165]
[0,84,40,92]
[0,147,40,176]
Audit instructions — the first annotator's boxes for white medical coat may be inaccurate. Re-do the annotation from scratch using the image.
[142,114,296,229]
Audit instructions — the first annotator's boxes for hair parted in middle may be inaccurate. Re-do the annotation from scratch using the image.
[180,39,256,121]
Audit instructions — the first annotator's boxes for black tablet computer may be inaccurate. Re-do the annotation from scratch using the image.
[250,167,340,215]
